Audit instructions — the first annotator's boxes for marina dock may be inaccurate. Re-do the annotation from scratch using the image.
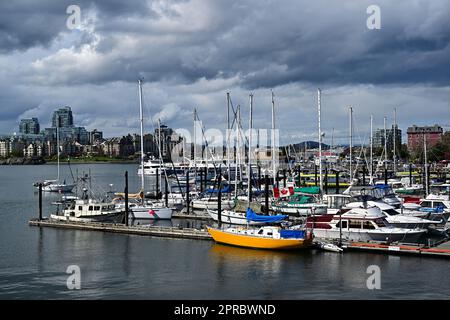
[29,217,450,258]
[28,218,212,241]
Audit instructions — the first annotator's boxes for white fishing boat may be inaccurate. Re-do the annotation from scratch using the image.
[51,198,124,222]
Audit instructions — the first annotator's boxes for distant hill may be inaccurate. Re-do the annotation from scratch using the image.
[286,141,331,150]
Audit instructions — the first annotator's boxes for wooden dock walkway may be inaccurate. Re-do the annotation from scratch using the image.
[29,218,212,241]
[29,218,450,258]
[343,241,450,258]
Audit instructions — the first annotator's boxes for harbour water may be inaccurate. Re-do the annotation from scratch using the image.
[1,163,450,299]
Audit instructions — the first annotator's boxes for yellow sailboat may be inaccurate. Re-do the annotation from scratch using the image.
[207,226,313,250]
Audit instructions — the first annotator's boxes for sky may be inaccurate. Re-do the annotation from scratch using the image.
[1,0,450,145]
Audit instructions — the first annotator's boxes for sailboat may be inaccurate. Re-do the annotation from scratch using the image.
[115,79,172,220]
[34,124,75,193]
[207,93,313,250]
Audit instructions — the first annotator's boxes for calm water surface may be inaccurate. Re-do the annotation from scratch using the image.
[0,164,449,299]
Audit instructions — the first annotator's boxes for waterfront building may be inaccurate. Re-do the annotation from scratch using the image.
[373,125,402,153]
[19,118,40,134]
[52,106,74,128]
[407,124,443,151]
[89,129,103,144]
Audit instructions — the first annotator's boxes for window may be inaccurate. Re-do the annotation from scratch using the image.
[267,232,273,236]
[94,206,100,211]
[385,209,399,216]
[421,201,432,208]
[258,229,264,235]
[336,220,348,229]
[88,206,93,211]
[78,206,83,211]
[362,221,376,229]
[348,220,362,229]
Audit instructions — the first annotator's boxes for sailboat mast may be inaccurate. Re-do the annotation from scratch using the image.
[384,116,387,163]
[57,122,60,182]
[393,108,397,174]
[138,79,145,196]
[349,106,353,183]
[234,106,239,198]
[424,134,429,195]
[318,89,323,195]
[227,92,230,183]
[193,108,197,173]
[248,94,253,204]
[370,114,373,184]
[271,90,276,185]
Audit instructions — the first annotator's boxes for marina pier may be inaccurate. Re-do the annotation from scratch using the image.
[28,215,450,258]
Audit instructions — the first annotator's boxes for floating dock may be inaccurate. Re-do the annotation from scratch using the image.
[343,240,450,258]
[29,218,450,258]
[29,218,212,241]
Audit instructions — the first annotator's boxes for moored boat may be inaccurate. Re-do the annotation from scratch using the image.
[307,206,426,244]
[51,198,124,222]
[206,225,313,250]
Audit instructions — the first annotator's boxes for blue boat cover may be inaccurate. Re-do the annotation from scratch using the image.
[245,208,287,223]
[280,229,305,239]
[206,185,231,193]
[419,206,444,213]
[374,184,390,189]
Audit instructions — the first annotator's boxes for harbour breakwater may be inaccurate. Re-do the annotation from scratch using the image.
[0,157,46,165]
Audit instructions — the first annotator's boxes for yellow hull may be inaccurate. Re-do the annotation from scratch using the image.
[207,227,313,250]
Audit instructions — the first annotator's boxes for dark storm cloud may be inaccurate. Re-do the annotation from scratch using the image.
[8,0,448,89]
[1,0,450,138]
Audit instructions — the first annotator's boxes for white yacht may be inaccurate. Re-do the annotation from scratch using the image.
[324,194,440,229]
[307,206,426,244]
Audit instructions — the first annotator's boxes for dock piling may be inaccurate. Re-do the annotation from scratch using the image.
[265,174,269,214]
[335,170,340,194]
[165,174,168,207]
[186,170,190,215]
[125,171,129,226]
[217,170,222,227]
[38,183,42,221]
[156,168,159,198]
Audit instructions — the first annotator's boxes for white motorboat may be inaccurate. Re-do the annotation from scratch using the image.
[307,206,426,244]
[138,158,166,176]
[192,197,235,210]
[319,242,343,253]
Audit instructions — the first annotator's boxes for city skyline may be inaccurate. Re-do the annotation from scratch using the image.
[1,1,450,145]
